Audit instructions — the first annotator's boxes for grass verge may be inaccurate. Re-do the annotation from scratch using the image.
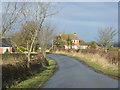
[51,52,118,79]
[10,57,57,88]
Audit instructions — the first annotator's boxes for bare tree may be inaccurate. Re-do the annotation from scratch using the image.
[97,27,117,52]
[2,2,26,36]
[8,21,39,50]
[25,2,59,67]
[38,23,56,57]
[3,2,59,68]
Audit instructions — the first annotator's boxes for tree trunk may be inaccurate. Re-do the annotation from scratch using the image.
[27,52,31,68]
[105,49,108,53]
[26,30,38,68]
[43,51,46,58]
[104,47,108,53]
[27,41,29,51]
[41,48,46,58]
[70,45,72,49]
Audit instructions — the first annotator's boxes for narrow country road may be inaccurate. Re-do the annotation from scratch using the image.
[42,54,118,88]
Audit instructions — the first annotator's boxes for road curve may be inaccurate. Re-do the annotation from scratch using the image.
[42,54,118,88]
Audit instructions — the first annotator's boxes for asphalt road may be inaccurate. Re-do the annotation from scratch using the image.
[42,54,118,88]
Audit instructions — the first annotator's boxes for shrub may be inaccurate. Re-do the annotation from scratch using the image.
[2,53,48,88]
[76,49,80,53]
[80,49,118,65]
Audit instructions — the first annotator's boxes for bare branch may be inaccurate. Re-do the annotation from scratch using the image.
[97,26,117,52]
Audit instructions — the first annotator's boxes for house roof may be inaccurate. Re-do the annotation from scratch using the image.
[79,40,87,45]
[0,38,12,47]
[60,33,79,40]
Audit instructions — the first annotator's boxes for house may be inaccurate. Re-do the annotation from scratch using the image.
[0,38,12,54]
[57,32,80,50]
[95,44,100,49]
[79,40,88,49]
[80,44,88,49]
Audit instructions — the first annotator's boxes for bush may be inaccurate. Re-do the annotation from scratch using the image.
[80,49,118,65]
[2,53,48,88]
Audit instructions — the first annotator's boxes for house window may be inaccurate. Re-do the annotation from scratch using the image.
[72,40,76,43]
[72,45,77,49]
[74,40,76,44]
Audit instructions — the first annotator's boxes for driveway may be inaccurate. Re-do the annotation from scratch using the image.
[42,54,118,88]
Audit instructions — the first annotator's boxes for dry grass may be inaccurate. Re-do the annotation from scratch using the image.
[54,50,118,71]
[2,53,37,65]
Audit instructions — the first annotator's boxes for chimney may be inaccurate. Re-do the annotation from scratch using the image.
[74,32,76,35]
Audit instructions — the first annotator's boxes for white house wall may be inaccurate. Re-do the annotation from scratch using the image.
[80,45,88,49]
[2,47,11,53]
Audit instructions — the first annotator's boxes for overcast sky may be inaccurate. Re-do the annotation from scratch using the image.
[50,2,118,42]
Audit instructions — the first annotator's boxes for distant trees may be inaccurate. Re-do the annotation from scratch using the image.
[97,27,117,52]
[53,35,65,47]
[87,41,96,49]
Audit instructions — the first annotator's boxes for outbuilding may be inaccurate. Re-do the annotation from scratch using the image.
[0,38,12,53]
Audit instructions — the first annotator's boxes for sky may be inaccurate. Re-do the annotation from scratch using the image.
[50,2,118,42]
[1,1,118,42]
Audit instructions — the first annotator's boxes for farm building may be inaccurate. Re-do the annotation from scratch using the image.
[0,38,12,53]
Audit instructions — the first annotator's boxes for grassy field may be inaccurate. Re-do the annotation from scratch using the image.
[52,51,118,79]
[10,58,57,88]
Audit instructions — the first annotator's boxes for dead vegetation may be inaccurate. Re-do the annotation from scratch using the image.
[54,50,118,71]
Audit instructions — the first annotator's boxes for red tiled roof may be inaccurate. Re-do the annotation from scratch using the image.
[60,34,79,40]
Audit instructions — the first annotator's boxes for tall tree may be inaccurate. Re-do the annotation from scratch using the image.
[38,23,56,57]
[25,2,59,67]
[4,2,59,68]
[97,27,117,52]
[2,2,26,36]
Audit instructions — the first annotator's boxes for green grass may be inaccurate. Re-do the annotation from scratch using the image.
[10,58,57,88]
[52,52,118,79]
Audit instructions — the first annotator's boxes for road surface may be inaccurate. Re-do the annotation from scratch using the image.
[42,54,118,88]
